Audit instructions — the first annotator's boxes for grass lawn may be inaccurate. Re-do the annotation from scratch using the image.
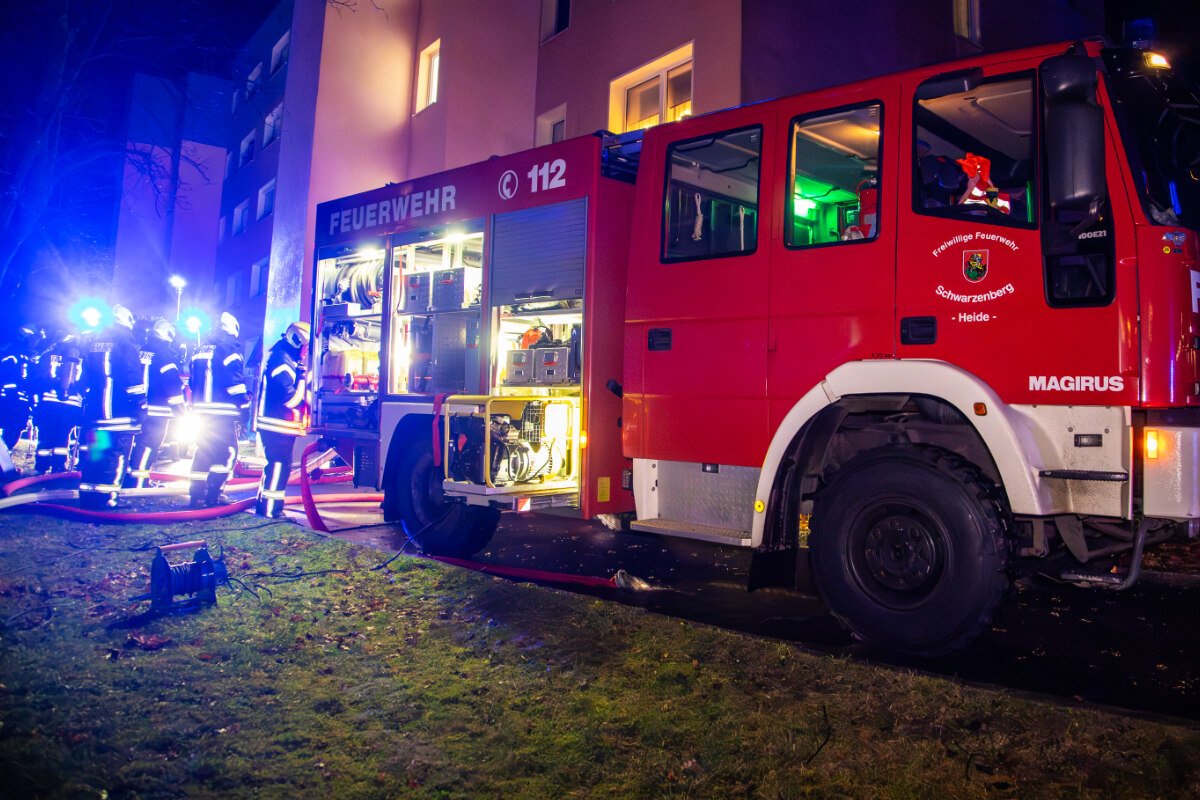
[2,509,1199,799]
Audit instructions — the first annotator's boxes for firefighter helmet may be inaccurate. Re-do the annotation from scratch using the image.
[112,304,135,330]
[151,318,177,343]
[284,321,311,349]
[219,312,239,337]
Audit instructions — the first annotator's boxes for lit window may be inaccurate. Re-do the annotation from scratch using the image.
[246,63,263,97]
[263,103,283,147]
[218,215,226,244]
[954,0,981,45]
[609,44,692,134]
[787,104,882,247]
[271,31,291,74]
[662,126,761,261]
[540,0,570,41]
[238,131,255,168]
[257,179,276,221]
[536,104,567,146]
[232,200,249,236]
[416,40,440,112]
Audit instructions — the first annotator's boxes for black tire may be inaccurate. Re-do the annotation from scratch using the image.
[809,446,1010,657]
[394,434,499,557]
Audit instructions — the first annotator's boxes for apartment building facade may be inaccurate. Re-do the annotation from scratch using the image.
[206,0,1102,354]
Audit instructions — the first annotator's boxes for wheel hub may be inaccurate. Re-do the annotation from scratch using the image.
[863,514,939,592]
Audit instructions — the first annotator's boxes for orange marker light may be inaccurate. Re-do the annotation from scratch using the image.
[1146,430,1160,459]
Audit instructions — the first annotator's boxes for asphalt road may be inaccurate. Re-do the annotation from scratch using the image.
[337,509,1200,722]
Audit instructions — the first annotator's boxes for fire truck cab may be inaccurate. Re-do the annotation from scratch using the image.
[311,39,1200,656]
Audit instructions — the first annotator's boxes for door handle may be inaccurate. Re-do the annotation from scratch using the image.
[900,316,937,345]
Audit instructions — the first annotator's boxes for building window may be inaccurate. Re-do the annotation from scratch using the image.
[954,0,981,45]
[232,200,249,236]
[218,215,227,244]
[257,179,277,221]
[238,131,255,168]
[271,31,291,74]
[787,103,882,248]
[610,44,693,134]
[226,272,245,307]
[224,151,232,180]
[662,126,761,261]
[416,40,440,113]
[536,104,567,146]
[246,63,263,98]
[263,103,283,147]
[251,258,270,296]
[540,0,569,41]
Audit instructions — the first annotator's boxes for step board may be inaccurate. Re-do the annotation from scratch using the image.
[630,518,751,546]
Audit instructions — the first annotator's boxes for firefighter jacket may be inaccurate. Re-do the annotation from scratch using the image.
[31,336,83,410]
[190,331,249,417]
[256,338,307,435]
[143,336,185,418]
[81,325,146,431]
[0,344,36,406]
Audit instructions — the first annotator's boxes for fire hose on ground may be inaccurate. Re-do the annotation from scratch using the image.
[0,445,630,591]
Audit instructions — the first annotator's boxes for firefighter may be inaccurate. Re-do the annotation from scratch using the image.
[188,312,249,507]
[30,330,83,474]
[125,319,185,488]
[254,322,310,517]
[0,324,44,451]
[78,305,146,508]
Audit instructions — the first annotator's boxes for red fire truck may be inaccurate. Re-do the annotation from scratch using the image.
[309,39,1200,655]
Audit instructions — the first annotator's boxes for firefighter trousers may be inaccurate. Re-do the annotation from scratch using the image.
[33,402,80,474]
[190,415,239,506]
[78,428,136,509]
[256,430,297,518]
[125,416,170,489]
[0,398,31,450]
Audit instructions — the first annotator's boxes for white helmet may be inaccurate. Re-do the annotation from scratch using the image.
[151,318,177,343]
[284,321,311,349]
[219,312,239,337]
[112,304,135,330]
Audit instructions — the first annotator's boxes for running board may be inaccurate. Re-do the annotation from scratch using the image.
[630,518,751,546]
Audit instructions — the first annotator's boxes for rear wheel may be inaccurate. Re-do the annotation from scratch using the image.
[394,434,499,557]
[809,447,1010,657]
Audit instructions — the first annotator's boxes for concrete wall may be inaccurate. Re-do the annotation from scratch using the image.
[740,0,1104,104]
[536,0,743,138]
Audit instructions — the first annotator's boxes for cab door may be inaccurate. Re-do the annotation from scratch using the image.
[767,80,900,429]
[623,105,775,467]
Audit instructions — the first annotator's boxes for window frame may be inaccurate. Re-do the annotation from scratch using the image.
[540,0,570,42]
[910,69,1039,232]
[415,40,441,113]
[784,100,885,252]
[257,179,277,221]
[232,200,250,236]
[659,124,763,264]
[263,102,283,147]
[271,31,291,75]
[246,63,263,98]
[238,131,255,169]
[609,44,693,134]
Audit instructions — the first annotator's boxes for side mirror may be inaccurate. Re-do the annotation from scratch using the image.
[1041,54,1106,211]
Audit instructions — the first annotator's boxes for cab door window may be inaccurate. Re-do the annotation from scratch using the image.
[786,103,882,247]
[912,71,1036,227]
[662,126,761,262]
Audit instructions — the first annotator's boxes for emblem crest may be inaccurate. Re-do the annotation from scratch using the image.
[963,250,988,282]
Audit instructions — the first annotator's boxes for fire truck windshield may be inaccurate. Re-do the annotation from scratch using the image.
[1103,48,1200,231]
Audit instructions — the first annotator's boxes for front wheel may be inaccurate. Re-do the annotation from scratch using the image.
[809,447,1010,657]
[393,434,499,557]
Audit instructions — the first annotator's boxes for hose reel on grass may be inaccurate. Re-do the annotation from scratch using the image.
[147,540,227,613]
